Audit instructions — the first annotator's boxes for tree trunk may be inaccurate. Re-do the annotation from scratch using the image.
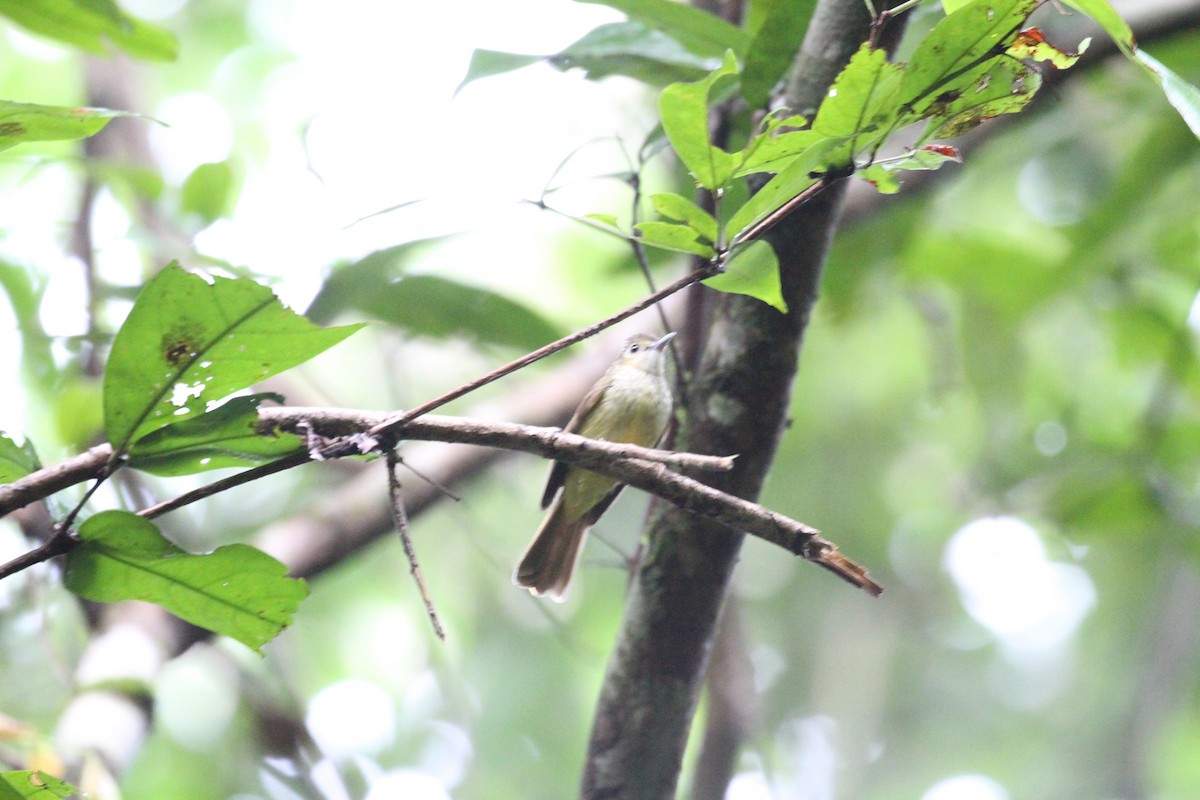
[580,1,880,797]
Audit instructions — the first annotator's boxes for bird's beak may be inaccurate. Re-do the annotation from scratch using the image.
[651,332,676,351]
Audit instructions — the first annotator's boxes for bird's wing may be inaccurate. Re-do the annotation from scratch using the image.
[540,377,609,509]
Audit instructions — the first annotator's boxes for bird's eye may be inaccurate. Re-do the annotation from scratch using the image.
[629,343,640,352]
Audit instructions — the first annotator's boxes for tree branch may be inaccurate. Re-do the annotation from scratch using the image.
[0,407,880,593]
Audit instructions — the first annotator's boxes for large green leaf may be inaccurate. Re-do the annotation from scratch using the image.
[103,264,363,453]
[659,50,741,189]
[127,393,303,476]
[65,511,308,652]
[704,239,786,312]
[576,0,750,58]
[0,0,177,60]
[0,100,133,153]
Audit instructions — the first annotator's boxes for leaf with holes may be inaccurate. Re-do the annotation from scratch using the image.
[898,0,1037,116]
[103,264,362,454]
[1008,27,1089,69]
[65,511,307,652]
[919,58,1041,140]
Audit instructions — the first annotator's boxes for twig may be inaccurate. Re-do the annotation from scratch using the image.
[386,447,445,640]
[0,444,113,520]
[728,169,851,251]
[394,456,461,503]
[138,453,310,521]
[0,530,77,581]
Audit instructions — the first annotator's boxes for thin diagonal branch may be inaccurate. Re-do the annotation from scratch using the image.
[386,447,444,640]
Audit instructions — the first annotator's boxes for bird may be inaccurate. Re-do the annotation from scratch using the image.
[514,332,676,601]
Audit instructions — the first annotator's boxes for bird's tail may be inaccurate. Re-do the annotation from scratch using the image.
[514,499,588,602]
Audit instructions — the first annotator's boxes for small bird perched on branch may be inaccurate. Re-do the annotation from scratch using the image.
[514,332,676,601]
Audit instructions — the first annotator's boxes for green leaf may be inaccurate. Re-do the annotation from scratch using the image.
[0,100,133,153]
[732,128,824,177]
[725,135,842,243]
[920,58,1041,139]
[812,44,903,154]
[460,25,720,95]
[659,51,741,189]
[857,163,901,194]
[455,49,544,93]
[859,144,962,193]
[740,0,816,107]
[941,0,972,11]
[103,264,363,453]
[585,212,622,229]
[181,160,240,225]
[1060,0,1134,57]
[547,22,717,86]
[65,510,307,652]
[576,0,751,58]
[0,0,177,60]
[634,221,716,257]
[650,192,718,241]
[0,432,40,484]
[704,240,786,312]
[0,261,53,393]
[307,240,447,324]
[1135,50,1200,141]
[127,393,302,476]
[898,0,1037,114]
[0,770,80,799]
[362,276,562,350]
[1008,29,1089,70]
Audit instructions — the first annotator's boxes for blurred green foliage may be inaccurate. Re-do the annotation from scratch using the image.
[0,2,1199,800]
